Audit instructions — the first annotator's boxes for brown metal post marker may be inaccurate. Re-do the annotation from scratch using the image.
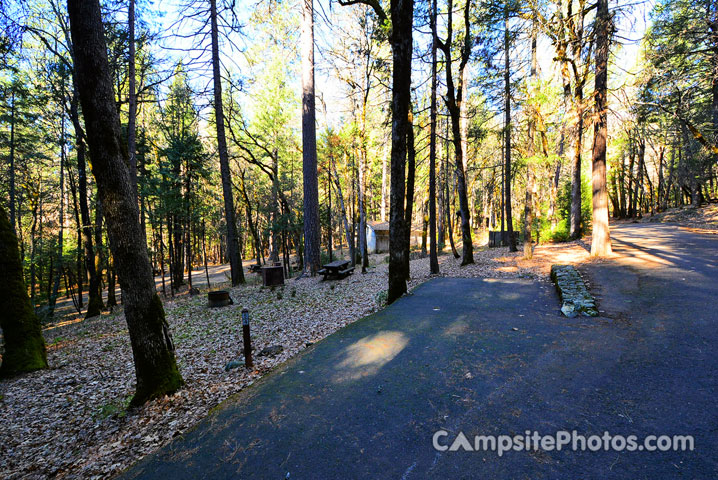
[242,308,253,368]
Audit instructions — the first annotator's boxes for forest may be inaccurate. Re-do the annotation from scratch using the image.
[1,0,717,403]
[2,0,718,477]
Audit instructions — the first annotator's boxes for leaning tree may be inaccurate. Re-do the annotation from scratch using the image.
[67,0,183,406]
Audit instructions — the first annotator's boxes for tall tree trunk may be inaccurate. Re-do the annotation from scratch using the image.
[68,0,182,406]
[107,255,117,307]
[359,110,369,273]
[657,145,665,212]
[127,0,139,207]
[627,139,636,217]
[8,89,16,235]
[95,198,104,298]
[567,0,587,240]
[437,129,445,251]
[381,153,387,222]
[327,170,333,262]
[710,1,718,168]
[421,199,428,256]
[663,144,676,211]
[404,111,416,279]
[71,90,104,318]
[239,171,262,266]
[445,119,459,258]
[29,196,39,307]
[202,220,211,288]
[428,0,439,274]
[387,0,413,303]
[618,152,627,217]
[504,5,517,252]
[633,135,646,218]
[66,155,84,309]
[49,113,66,315]
[569,85,584,238]
[159,214,166,296]
[524,26,538,259]
[0,205,48,377]
[330,157,355,263]
[302,0,321,275]
[590,0,612,257]
[438,0,474,264]
[210,0,244,286]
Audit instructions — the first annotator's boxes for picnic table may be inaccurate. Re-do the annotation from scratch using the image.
[318,259,355,281]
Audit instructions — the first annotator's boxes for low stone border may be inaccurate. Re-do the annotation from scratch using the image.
[550,264,598,317]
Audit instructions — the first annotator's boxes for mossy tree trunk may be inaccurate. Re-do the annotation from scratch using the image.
[67,0,183,406]
[0,204,48,378]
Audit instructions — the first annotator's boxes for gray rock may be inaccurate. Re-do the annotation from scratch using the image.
[258,345,284,357]
[561,303,577,318]
[224,360,244,371]
[551,264,599,318]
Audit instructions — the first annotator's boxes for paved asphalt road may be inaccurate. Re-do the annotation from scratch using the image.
[119,223,717,479]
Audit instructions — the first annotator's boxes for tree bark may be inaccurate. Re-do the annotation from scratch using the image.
[569,84,584,238]
[387,0,413,303]
[67,0,183,406]
[128,0,139,206]
[524,26,538,260]
[428,0,439,274]
[210,0,244,286]
[8,89,16,235]
[66,154,84,309]
[70,89,104,318]
[330,157,355,263]
[50,106,67,315]
[404,110,416,279]
[445,119,459,258]
[381,153,387,222]
[438,0,474,264]
[504,5,517,252]
[709,0,718,168]
[0,205,48,378]
[590,0,612,257]
[302,0,321,275]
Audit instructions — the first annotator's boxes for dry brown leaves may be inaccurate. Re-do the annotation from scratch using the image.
[0,243,566,479]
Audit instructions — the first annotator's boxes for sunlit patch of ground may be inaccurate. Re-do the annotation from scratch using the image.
[514,240,593,277]
[639,203,718,230]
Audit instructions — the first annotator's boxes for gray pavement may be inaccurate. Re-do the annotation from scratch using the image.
[119,223,718,479]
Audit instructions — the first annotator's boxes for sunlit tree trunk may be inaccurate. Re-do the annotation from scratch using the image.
[591,0,612,257]
[210,0,244,286]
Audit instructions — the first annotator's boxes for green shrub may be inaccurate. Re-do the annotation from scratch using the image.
[375,289,388,306]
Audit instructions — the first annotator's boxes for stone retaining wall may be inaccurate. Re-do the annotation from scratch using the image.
[550,264,599,317]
